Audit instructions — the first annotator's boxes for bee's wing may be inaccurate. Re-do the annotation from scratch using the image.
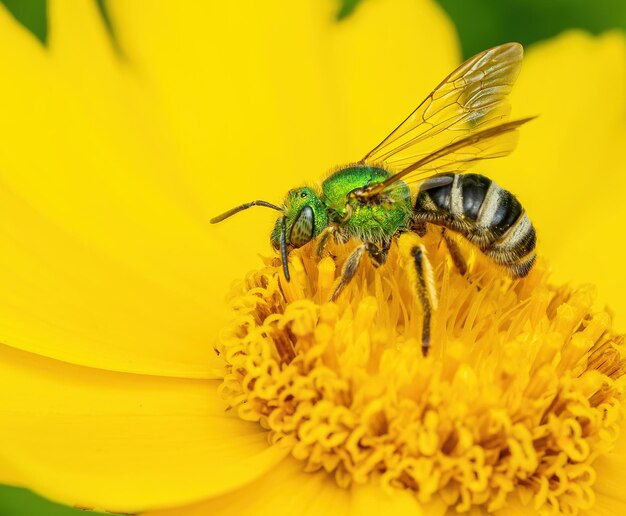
[361,42,523,172]
[357,117,533,199]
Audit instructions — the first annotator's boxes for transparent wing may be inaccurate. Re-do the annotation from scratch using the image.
[355,117,534,199]
[361,43,523,171]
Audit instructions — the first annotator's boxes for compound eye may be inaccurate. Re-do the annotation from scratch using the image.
[290,206,314,247]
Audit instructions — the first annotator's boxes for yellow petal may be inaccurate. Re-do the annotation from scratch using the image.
[481,31,626,328]
[587,417,626,515]
[146,457,445,516]
[0,0,226,377]
[107,0,458,180]
[0,344,286,513]
[349,484,447,516]
[0,0,458,376]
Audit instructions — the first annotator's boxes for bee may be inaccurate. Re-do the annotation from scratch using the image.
[211,43,536,356]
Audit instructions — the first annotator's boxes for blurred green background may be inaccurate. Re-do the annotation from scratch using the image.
[1,0,625,514]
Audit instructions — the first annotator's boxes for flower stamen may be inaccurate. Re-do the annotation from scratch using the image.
[216,232,625,514]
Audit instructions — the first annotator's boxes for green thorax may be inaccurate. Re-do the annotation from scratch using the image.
[321,165,412,243]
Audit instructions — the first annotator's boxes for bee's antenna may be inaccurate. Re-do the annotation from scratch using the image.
[210,200,282,224]
[280,217,290,282]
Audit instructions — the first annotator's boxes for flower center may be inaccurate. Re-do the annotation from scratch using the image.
[216,232,625,514]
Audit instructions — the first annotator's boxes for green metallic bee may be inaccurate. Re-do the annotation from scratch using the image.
[211,43,536,356]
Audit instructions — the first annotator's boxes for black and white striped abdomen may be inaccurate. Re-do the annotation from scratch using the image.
[414,173,536,277]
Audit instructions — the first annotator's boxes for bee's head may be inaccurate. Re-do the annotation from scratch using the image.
[270,187,328,252]
[209,187,328,282]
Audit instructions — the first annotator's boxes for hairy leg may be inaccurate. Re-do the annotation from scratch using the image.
[364,242,390,268]
[412,219,428,237]
[330,244,366,301]
[398,233,438,357]
[441,229,468,276]
[330,241,390,301]
[315,226,336,258]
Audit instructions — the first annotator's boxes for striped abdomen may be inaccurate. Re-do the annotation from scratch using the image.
[414,173,536,277]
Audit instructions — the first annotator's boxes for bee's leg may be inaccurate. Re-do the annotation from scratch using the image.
[398,235,438,357]
[412,219,428,237]
[330,244,366,301]
[365,241,390,268]
[441,229,468,276]
[330,242,391,301]
[315,226,336,258]
[412,246,436,357]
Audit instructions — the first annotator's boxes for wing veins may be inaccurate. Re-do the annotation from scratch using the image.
[360,43,524,170]
[358,117,535,198]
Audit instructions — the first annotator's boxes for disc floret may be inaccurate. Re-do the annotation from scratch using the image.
[216,233,625,514]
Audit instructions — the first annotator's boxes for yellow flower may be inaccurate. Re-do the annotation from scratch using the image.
[0,1,624,516]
